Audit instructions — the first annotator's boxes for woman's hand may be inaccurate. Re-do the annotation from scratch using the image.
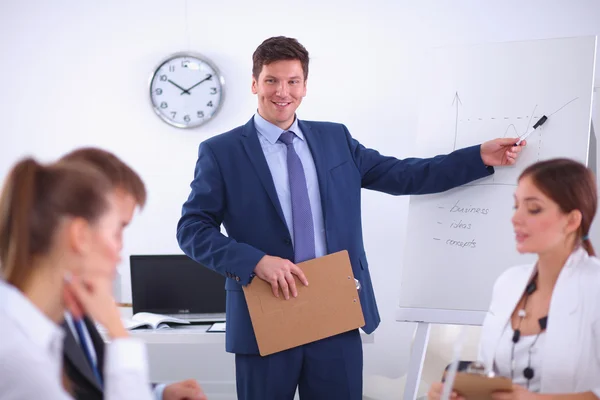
[492,384,541,400]
[64,274,128,339]
[427,382,465,400]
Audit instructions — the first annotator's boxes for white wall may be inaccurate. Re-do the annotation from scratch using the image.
[1,0,599,397]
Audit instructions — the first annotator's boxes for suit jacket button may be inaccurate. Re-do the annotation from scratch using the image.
[235,276,240,282]
[284,238,292,245]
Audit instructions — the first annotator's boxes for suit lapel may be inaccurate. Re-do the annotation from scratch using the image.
[540,250,583,392]
[240,118,329,234]
[484,250,584,392]
[299,121,328,223]
[84,317,105,378]
[62,321,103,391]
[485,266,534,368]
[241,118,287,227]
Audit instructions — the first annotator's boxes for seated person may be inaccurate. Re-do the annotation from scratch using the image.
[59,148,206,400]
[0,156,153,399]
[429,158,600,400]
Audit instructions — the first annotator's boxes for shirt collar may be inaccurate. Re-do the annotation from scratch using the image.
[0,280,64,355]
[64,311,78,341]
[253,112,304,145]
[564,245,588,269]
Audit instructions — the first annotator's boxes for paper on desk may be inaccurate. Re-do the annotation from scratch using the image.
[122,312,190,330]
[207,322,226,332]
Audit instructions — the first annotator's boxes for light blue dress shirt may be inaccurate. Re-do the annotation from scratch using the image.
[253,113,326,258]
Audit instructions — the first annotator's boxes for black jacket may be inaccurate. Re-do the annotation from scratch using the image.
[62,317,105,400]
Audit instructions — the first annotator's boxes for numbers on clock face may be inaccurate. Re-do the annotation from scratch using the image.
[150,55,223,128]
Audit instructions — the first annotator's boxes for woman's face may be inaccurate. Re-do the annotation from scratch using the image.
[512,175,577,254]
[82,190,136,282]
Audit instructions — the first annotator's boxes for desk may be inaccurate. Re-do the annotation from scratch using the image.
[129,326,236,399]
[108,308,374,399]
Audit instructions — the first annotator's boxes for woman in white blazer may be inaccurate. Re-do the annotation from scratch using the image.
[0,157,153,400]
[429,158,600,400]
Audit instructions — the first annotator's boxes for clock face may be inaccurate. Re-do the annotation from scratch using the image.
[149,53,225,128]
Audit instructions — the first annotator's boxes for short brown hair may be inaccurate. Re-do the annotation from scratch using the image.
[252,36,309,80]
[0,158,112,289]
[60,148,146,208]
[519,158,597,256]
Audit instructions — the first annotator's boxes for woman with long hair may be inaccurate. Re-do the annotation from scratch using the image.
[429,158,600,400]
[0,157,152,400]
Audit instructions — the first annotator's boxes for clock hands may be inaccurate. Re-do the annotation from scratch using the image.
[182,74,213,95]
[165,75,213,96]
[167,79,191,95]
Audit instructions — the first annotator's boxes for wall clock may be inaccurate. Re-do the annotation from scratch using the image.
[149,52,225,128]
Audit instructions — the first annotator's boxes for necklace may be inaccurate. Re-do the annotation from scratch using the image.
[510,271,548,390]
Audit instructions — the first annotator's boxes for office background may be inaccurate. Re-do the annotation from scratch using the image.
[1,0,599,397]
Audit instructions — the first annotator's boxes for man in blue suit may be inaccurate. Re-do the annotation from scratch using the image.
[177,36,523,400]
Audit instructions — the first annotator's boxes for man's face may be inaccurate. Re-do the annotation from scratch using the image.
[252,59,307,130]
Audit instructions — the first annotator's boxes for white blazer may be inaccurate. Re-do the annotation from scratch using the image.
[478,247,600,397]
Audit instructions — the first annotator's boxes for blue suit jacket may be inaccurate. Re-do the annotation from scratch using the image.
[177,117,492,354]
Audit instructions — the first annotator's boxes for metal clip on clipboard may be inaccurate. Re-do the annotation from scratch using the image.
[465,362,495,377]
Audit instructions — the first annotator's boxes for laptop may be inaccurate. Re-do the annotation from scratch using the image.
[130,254,226,323]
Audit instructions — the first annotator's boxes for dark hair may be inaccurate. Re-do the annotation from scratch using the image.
[252,36,309,80]
[60,147,146,208]
[0,158,112,289]
[519,158,597,256]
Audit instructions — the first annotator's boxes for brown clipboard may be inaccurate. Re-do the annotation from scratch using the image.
[243,250,365,356]
[452,373,512,400]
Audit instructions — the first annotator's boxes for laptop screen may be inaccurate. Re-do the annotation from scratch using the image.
[130,254,226,315]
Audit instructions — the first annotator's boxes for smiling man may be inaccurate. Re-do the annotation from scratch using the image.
[177,36,524,400]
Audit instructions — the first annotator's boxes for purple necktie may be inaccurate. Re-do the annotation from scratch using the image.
[279,131,315,263]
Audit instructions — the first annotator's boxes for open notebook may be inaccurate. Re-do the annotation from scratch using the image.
[122,312,191,330]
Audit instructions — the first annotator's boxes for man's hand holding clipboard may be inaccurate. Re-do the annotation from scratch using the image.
[243,250,364,356]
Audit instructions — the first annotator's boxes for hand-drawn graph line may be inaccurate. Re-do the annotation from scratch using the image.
[522,104,538,136]
[503,124,518,137]
[454,96,579,133]
[500,97,579,138]
[451,94,580,187]
[501,104,538,139]
[547,96,579,117]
